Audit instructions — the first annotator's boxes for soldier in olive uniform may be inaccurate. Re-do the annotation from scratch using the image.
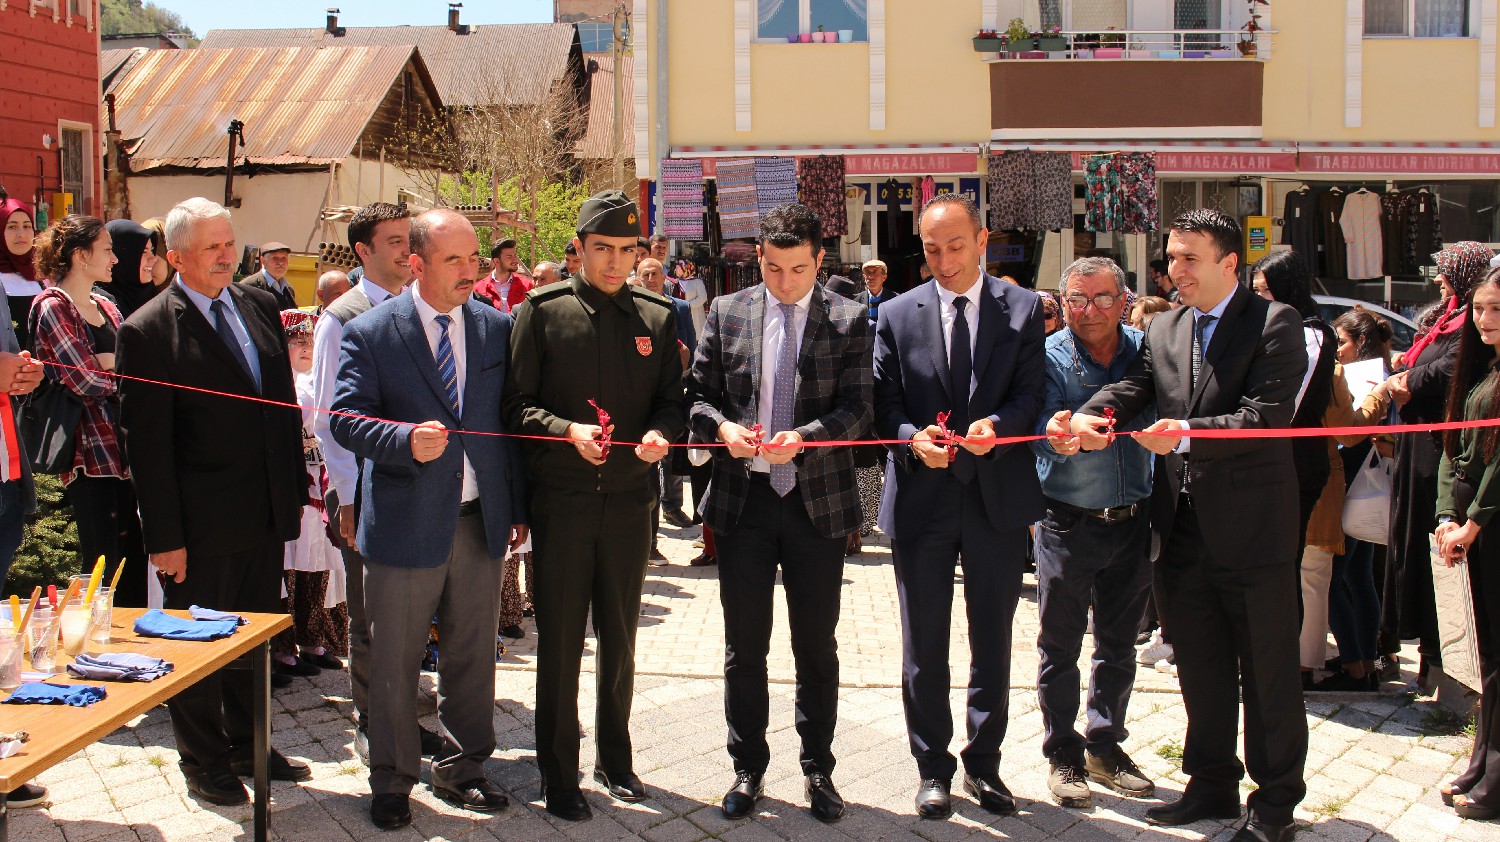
[502,191,687,822]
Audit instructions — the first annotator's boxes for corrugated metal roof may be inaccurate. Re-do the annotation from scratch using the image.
[100,48,149,92]
[200,24,580,108]
[107,45,426,171]
[575,54,634,161]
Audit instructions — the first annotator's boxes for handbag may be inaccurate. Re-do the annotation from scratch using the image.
[17,300,83,474]
[1341,449,1392,545]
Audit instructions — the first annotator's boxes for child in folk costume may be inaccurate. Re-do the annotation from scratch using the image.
[273,309,349,679]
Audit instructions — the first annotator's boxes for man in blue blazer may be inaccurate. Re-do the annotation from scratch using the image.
[874,194,1047,820]
[331,209,528,831]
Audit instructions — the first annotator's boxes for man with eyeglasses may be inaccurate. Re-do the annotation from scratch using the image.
[1033,257,1157,810]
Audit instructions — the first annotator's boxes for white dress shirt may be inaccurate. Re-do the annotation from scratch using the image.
[177,277,261,390]
[934,276,984,399]
[411,286,479,503]
[312,277,396,504]
[752,287,813,474]
[677,276,709,338]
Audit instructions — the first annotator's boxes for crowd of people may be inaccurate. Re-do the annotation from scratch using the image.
[1,185,1498,838]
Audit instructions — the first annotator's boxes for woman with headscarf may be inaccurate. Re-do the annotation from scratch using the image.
[1385,241,1496,690]
[97,219,163,321]
[0,197,43,349]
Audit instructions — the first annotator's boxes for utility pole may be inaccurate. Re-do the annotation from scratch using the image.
[611,2,626,191]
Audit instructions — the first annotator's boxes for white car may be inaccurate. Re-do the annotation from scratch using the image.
[1312,295,1419,353]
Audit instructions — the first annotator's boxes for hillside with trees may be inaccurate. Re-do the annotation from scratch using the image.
[100,0,198,45]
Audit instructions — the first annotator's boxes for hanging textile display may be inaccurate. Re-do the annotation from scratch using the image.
[1380,191,1411,276]
[1084,152,1158,234]
[797,156,848,237]
[1282,188,1321,272]
[755,156,799,218]
[987,151,1073,232]
[715,158,760,240]
[1318,189,1348,280]
[1339,189,1384,281]
[659,159,706,241]
[1407,191,1442,271]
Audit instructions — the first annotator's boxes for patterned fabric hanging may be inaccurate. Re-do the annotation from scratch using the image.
[797,156,848,237]
[987,151,1073,232]
[1085,152,1158,234]
[715,158,760,240]
[755,157,799,218]
[660,159,706,241]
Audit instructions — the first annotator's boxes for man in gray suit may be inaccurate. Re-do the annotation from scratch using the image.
[686,203,873,824]
[332,209,528,831]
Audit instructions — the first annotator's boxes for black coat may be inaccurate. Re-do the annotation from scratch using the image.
[117,282,306,557]
[240,270,299,311]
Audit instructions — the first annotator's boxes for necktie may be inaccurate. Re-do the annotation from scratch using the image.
[768,302,799,497]
[949,297,976,484]
[433,314,460,418]
[1191,313,1217,388]
[209,299,258,393]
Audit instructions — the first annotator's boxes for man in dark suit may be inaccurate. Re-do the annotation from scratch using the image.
[118,197,310,806]
[240,241,298,310]
[1068,209,1308,842]
[331,209,528,831]
[874,193,1046,820]
[686,204,871,825]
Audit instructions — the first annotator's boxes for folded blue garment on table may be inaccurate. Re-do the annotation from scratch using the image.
[3,682,107,706]
[133,609,239,641]
[66,652,175,682]
[188,606,249,626]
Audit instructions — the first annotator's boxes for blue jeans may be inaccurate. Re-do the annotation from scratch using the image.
[1327,540,1381,665]
[0,480,25,587]
[1035,500,1153,760]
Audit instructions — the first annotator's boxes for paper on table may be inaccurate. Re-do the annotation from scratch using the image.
[1343,357,1387,407]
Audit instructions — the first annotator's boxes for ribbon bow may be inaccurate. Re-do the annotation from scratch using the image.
[588,399,612,459]
[935,411,961,463]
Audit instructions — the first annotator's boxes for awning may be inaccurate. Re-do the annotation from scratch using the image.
[670,145,981,177]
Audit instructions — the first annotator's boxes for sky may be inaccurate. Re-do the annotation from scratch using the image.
[166,0,554,36]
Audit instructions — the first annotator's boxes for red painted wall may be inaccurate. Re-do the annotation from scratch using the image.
[0,1,101,217]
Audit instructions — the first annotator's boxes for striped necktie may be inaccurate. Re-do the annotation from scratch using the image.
[433,314,460,417]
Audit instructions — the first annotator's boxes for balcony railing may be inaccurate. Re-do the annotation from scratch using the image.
[982,29,1274,61]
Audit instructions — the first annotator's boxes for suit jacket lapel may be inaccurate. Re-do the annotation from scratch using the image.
[796,285,831,405]
[1187,286,1249,412]
[171,283,258,392]
[972,274,1006,384]
[747,285,766,413]
[228,284,280,366]
[918,281,953,403]
[393,293,460,423]
[460,301,486,417]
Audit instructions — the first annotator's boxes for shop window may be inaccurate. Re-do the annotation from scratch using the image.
[757,0,868,42]
[1365,0,1469,37]
[1399,180,1500,244]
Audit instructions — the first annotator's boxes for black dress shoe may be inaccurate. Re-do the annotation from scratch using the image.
[805,773,845,824]
[270,671,293,689]
[183,766,249,806]
[301,650,344,671]
[593,768,647,802]
[229,749,312,781]
[419,725,444,757]
[649,545,668,561]
[1145,794,1242,826]
[689,553,717,567]
[500,624,526,640]
[274,657,322,677]
[543,786,592,821]
[433,778,509,812]
[963,772,1017,816]
[370,793,412,830]
[1230,817,1297,842]
[916,779,952,819]
[721,771,763,820]
[663,509,694,528]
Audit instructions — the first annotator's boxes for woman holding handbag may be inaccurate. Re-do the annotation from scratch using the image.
[31,215,146,607]
[1434,265,1500,821]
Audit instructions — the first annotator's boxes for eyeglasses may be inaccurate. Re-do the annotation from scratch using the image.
[1063,293,1119,312]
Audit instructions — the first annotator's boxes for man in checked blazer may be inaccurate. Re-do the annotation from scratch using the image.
[685,203,873,825]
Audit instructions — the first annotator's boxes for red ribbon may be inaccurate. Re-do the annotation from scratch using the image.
[587,399,612,458]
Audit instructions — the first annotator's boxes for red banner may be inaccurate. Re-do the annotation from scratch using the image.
[1300,150,1500,175]
[1067,150,1298,173]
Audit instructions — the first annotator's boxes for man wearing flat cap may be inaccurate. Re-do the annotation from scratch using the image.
[242,242,298,311]
[503,190,686,822]
[861,259,895,325]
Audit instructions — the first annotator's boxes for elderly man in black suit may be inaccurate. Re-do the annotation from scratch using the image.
[686,203,872,825]
[1068,209,1308,842]
[241,241,298,310]
[118,197,310,806]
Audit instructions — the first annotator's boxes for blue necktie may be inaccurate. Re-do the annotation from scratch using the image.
[949,297,975,484]
[209,299,258,393]
[768,302,799,497]
[433,314,460,418]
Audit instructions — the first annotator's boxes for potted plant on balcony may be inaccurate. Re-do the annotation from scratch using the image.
[1239,0,1268,56]
[1032,25,1067,52]
[973,28,1004,52]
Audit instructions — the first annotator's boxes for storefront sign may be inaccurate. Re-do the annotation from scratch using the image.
[1065,150,1297,173]
[842,152,978,175]
[1299,150,1500,175]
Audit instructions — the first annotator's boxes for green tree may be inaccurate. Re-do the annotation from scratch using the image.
[441,173,592,268]
[100,0,199,45]
[8,475,77,598]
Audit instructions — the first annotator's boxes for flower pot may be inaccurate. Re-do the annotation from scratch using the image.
[798,33,811,43]
[972,37,1005,52]
[838,29,853,42]
[1237,38,1258,57]
[1033,36,1068,52]
[786,33,799,43]
[812,31,826,42]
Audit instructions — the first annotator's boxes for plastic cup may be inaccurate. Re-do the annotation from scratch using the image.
[0,629,20,691]
[89,587,113,644]
[27,607,57,672]
[60,596,90,658]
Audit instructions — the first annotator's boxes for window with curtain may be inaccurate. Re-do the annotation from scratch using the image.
[1364,0,1469,36]
[757,0,869,41]
[1174,0,1222,29]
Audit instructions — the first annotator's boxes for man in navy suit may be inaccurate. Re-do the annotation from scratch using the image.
[874,193,1047,820]
[331,209,528,831]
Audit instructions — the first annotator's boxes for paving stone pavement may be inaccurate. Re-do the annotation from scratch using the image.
[9,522,1486,841]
